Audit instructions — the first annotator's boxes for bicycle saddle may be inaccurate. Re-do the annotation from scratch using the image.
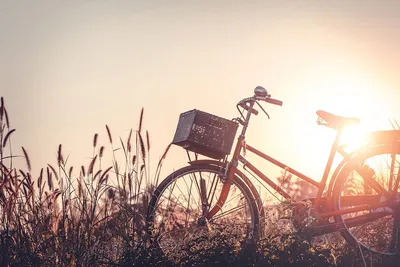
[316,110,360,129]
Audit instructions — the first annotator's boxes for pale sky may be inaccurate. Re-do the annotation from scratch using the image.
[1,0,400,184]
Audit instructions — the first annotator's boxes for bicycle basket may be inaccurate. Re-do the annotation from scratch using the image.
[172,109,238,159]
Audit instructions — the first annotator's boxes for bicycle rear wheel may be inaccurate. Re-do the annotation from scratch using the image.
[147,164,259,258]
[333,145,400,256]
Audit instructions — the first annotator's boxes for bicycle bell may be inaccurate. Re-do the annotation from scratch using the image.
[254,86,269,98]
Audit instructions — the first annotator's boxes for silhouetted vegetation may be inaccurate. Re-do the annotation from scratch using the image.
[0,96,398,266]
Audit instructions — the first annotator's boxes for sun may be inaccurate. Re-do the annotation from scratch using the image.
[339,124,367,151]
[309,67,394,153]
[334,103,394,152]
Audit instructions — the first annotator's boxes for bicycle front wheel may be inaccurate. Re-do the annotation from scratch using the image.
[147,164,259,258]
[333,145,400,256]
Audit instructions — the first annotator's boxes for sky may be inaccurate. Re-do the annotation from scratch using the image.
[1,0,400,186]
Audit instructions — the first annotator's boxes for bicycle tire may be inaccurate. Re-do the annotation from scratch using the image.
[147,164,259,258]
[332,144,400,256]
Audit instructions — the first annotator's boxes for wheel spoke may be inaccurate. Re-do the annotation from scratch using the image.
[147,165,258,256]
[389,154,396,191]
[176,177,201,211]
[207,173,219,207]
[334,145,400,256]
[212,202,249,221]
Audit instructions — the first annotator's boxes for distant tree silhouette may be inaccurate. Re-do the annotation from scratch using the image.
[277,170,317,201]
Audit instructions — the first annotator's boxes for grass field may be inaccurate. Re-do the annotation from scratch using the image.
[0,96,398,267]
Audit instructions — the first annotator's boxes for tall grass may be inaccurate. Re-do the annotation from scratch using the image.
[0,96,392,267]
[0,99,169,266]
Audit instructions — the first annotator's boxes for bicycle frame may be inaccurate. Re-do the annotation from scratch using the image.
[205,101,400,222]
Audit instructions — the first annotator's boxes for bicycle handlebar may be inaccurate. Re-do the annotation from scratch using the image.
[264,98,283,106]
[237,96,283,110]
[236,94,282,121]
[239,102,259,115]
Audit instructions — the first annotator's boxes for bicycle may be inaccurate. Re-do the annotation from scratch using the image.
[147,86,400,258]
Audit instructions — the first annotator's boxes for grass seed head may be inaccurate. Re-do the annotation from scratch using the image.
[21,146,31,172]
[47,167,53,191]
[57,144,64,166]
[68,166,73,177]
[99,146,105,158]
[138,132,146,160]
[106,125,113,144]
[138,107,144,133]
[81,166,86,177]
[93,133,98,147]
[2,129,15,148]
[37,168,43,189]
[127,129,133,152]
[88,155,98,175]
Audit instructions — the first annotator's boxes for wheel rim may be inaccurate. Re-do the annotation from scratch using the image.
[337,146,400,255]
[148,166,257,257]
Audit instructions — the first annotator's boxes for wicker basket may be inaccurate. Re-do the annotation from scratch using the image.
[172,109,238,159]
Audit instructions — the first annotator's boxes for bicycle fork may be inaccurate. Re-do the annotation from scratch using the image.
[205,164,235,220]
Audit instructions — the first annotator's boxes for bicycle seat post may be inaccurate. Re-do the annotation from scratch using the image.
[315,127,343,209]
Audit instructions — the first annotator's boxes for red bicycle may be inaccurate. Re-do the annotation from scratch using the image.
[147,86,400,258]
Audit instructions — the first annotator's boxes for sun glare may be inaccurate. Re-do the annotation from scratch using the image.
[340,124,367,151]
[304,63,395,156]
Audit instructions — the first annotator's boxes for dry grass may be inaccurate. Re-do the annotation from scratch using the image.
[0,99,168,266]
[0,96,395,267]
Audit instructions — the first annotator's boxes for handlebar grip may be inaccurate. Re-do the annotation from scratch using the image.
[265,98,283,106]
[239,103,258,115]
